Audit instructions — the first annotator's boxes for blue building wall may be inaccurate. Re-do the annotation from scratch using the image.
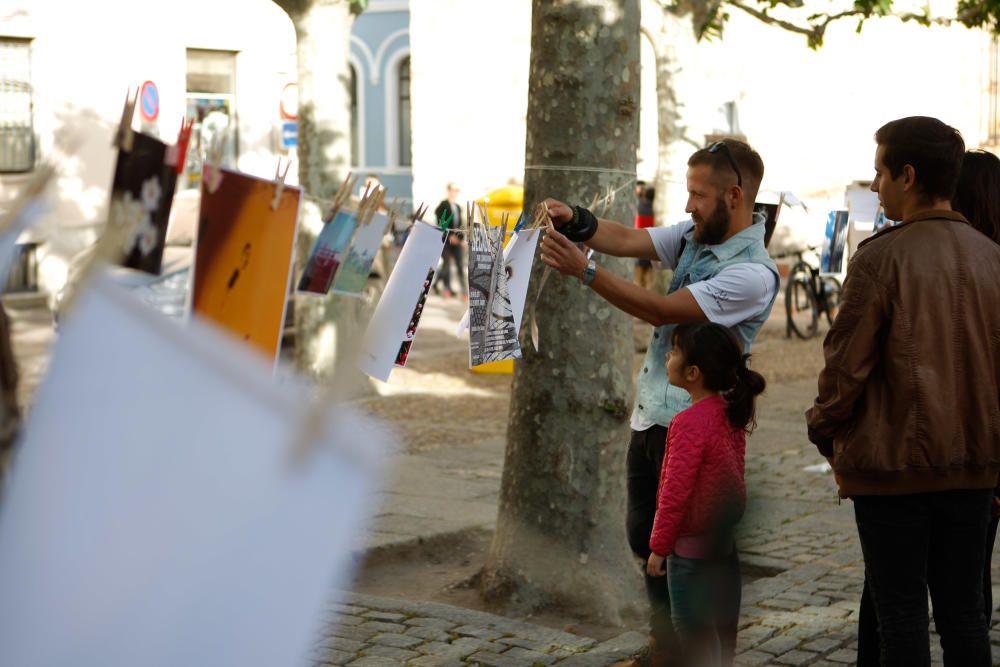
[350,1,412,209]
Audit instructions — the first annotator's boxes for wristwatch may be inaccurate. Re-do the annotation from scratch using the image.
[581,259,597,285]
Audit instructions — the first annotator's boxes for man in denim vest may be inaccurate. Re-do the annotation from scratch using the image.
[541,140,779,667]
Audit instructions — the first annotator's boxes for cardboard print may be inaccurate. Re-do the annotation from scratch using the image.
[110,132,179,275]
[752,202,780,249]
[0,274,386,667]
[191,168,300,361]
[332,212,390,297]
[468,223,521,367]
[298,212,358,294]
[819,210,850,274]
[394,267,436,367]
[359,220,447,382]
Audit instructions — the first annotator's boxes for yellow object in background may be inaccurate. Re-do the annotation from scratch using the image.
[470,185,524,376]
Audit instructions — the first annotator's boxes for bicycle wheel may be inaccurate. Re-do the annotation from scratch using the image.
[820,276,842,326]
[786,265,818,339]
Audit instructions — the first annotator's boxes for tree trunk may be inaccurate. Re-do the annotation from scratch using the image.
[481,0,643,624]
[274,0,374,394]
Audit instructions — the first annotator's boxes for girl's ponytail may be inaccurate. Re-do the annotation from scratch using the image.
[725,353,767,434]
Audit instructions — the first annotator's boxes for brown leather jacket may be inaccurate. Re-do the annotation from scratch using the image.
[806,210,1000,497]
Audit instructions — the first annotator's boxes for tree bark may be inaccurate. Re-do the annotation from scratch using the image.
[274,0,374,394]
[481,0,643,624]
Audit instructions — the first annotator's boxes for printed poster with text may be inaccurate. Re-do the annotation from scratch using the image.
[191,168,300,362]
[456,228,539,338]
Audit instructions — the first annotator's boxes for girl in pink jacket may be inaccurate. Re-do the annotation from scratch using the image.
[646,322,766,666]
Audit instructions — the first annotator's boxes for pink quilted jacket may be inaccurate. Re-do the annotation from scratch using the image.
[649,395,747,557]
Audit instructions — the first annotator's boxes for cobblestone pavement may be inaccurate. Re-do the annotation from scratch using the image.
[8,295,1000,666]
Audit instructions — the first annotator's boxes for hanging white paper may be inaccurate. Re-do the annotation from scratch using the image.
[0,274,387,667]
[456,228,540,337]
[358,220,447,382]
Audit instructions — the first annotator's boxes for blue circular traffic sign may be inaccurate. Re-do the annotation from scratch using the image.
[139,80,159,122]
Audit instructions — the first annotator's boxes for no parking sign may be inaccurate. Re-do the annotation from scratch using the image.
[139,81,159,122]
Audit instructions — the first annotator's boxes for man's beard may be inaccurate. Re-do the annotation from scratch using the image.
[693,196,731,245]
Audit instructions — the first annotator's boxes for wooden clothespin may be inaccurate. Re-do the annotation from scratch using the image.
[271,159,292,211]
[386,197,401,233]
[113,88,139,152]
[170,117,195,174]
[203,134,225,194]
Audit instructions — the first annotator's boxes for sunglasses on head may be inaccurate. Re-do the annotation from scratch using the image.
[708,141,742,188]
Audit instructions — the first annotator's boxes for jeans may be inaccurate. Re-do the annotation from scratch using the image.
[857,506,1000,666]
[626,426,671,646]
[667,551,741,667]
[853,489,993,666]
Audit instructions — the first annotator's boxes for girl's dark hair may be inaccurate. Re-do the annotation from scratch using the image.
[672,322,766,433]
[952,149,1000,245]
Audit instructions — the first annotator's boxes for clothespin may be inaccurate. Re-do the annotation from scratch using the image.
[271,158,292,211]
[513,211,528,233]
[171,117,195,175]
[438,208,453,231]
[323,173,357,223]
[203,134,225,194]
[113,88,139,152]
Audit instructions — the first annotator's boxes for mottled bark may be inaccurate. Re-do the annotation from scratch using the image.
[481,0,642,624]
[274,0,373,393]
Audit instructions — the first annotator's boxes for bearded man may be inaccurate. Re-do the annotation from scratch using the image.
[540,139,778,667]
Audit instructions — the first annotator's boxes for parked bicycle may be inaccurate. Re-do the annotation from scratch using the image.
[773,245,842,339]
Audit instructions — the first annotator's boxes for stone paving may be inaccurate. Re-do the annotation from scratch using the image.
[7,294,1000,666]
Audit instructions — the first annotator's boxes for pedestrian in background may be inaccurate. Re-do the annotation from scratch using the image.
[433,183,466,298]
[634,185,656,290]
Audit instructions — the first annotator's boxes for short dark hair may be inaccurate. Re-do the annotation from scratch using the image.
[874,117,965,201]
[952,149,1000,245]
[642,185,655,203]
[687,140,765,208]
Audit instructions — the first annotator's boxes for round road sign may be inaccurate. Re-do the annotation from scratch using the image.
[139,80,159,122]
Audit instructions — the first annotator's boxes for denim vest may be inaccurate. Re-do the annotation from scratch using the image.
[632,221,779,428]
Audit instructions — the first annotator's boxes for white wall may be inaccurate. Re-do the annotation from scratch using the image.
[0,0,296,292]
[409,0,531,208]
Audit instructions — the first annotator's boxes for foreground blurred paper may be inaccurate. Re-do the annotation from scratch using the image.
[0,273,387,667]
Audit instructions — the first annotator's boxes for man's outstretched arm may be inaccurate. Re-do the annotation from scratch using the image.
[540,226,705,326]
[544,198,660,261]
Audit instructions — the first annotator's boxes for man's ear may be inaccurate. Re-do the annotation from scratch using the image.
[902,164,917,192]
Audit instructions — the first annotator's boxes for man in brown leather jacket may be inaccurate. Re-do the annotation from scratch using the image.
[806,116,1000,666]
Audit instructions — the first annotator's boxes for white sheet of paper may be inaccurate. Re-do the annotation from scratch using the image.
[359,220,446,381]
[0,273,387,667]
[845,186,879,224]
[456,228,539,337]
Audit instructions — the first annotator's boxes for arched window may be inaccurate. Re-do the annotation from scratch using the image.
[398,56,411,167]
[350,64,359,167]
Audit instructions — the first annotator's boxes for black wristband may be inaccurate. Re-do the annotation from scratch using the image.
[562,206,598,242]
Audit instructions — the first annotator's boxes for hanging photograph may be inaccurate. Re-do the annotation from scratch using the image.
[109,132,179,275]
[332,212,391,297]
[191,168,299,362]
[298,211,358,295]
[359,220,447,382]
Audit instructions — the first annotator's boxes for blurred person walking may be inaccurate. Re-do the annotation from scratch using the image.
[634,185,656,290]
[433,183,466,298]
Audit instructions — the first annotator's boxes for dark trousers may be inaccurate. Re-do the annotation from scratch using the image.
[858,506,1000,666]
[853,489,993,666]
[435,243,465,294]
[667,551,741,666]
[627,426,671,645]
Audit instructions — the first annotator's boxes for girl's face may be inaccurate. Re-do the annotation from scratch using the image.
[667,344,700,393]
[667,346,687,389]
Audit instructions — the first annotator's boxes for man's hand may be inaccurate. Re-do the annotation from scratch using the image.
[540,226,589,279]
[646,552,666,577]
[543,198,573,226]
